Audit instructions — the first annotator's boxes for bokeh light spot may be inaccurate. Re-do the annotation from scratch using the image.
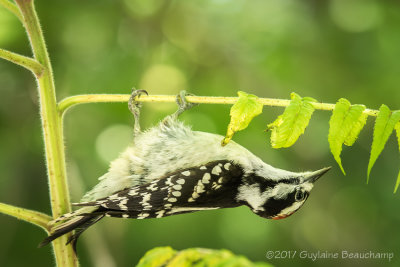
[140,64,187,111]
[124,0,163,19]
[330,0,382,32]
[96,124,132,163]
[0,9,19,45]
[62,12,112,60]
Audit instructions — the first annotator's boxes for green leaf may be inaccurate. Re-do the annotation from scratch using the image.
[192,249,237,267]
[136,247,176,267]
[222,91,263,146]
[395,122,400,152]
[328,98,367,174]
[137,247,273,267]
[394,170,400,194]
[394,122,400,193]
[367,105,400,183]
[344,111,368,146]
[267,92,316,148]
[167,248,204,267]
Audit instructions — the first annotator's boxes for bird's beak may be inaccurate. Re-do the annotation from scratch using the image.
[304,167,331,183]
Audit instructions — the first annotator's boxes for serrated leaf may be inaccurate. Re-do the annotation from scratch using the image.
[395,122,400,152]
[328,98,351,174]
[344,111,368,146]
[367,105,400,183]
[394,122,400,193]
[222,91,263,146]
[267,92,316,148]
[136,247,176,267]
[328,98,367,174]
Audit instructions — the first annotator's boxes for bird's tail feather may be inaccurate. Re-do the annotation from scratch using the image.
[39,207,103,252]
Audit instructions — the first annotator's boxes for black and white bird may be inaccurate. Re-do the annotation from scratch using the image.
[40,90,330,249]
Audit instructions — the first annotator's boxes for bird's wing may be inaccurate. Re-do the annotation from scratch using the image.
[74,160,244,218]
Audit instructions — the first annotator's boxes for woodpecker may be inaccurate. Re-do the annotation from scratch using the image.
[40,90,330,250]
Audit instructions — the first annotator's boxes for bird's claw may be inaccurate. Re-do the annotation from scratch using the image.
[174,90,197,117]
[128,89,148,135]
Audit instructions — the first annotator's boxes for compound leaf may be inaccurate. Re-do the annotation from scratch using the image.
[328,98,367,174]
[367,105,400,183]
[267,92,316,148]
[222,91,263,146]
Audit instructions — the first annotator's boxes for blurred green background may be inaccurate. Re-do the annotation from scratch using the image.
[1,0,399,266]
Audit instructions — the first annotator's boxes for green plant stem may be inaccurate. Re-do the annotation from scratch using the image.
[0,48,44,76]
[0,202,52,232]
[15,0,77,266]
[58,94,380,117]
[0,0,23,21]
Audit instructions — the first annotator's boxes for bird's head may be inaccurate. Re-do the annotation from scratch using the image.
[236,167,331,219]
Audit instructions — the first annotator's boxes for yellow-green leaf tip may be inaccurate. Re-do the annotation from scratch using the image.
[338,162,346,176]
[395,123,400,193]
[394,170,400,194]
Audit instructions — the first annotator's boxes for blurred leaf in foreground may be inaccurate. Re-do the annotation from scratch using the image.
[135,247,176,267]
[136,247,273,267]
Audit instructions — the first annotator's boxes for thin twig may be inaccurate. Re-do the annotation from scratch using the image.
[0,48,45,76]
[57,94,380,117]
[0,202,51,232]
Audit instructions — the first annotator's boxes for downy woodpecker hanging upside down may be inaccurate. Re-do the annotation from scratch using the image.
[40,90,330,249]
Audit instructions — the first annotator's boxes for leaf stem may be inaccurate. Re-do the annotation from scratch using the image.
[0,202,52,232]
[58,94,380,117]
[15,0,77,266]
[0,48,44,76]
[0,0,23,21]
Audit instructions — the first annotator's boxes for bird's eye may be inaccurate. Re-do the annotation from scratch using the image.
[295,189,305,202]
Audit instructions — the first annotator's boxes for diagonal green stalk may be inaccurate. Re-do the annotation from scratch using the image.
[14,0,78,266]
[0,202,52,232]
[0,48,44,76]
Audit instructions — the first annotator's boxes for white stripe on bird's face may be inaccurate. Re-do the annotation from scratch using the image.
[236,184,268,212]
